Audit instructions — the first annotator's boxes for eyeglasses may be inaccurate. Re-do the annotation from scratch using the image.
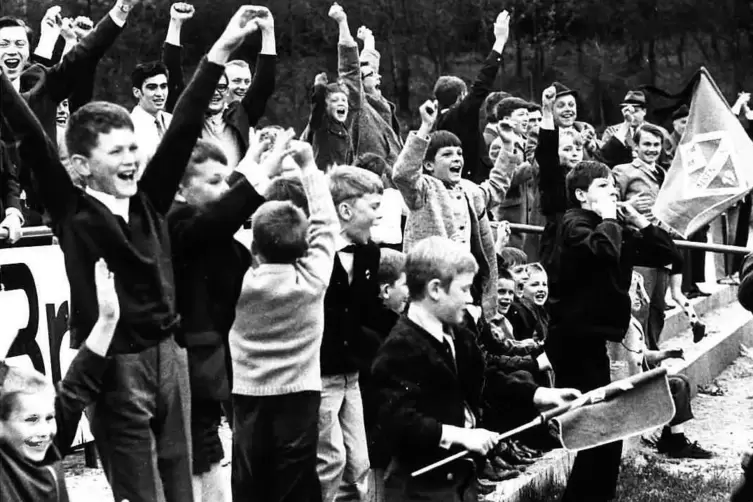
[215,84,229,93]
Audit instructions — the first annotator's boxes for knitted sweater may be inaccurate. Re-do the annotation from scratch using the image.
[393,132,516,320]
[229,169,338,396]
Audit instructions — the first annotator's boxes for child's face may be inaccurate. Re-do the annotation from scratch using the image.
[338,193,382,245]
[0,391,57,462]
[522,271,548,306]
[84,127,141,199]
[435,272,475,326]
[501,107,529,136]
[509,264,528,296]
[326,92,349,123]
[497,278,515,315]
[558,134,583,170]
[577,176,618,211]
[382,273,409,314]
[426,146,464,184]
[553,94,577,128]
[179,160,232,207]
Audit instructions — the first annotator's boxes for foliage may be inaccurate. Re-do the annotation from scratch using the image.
[2,0,751,133]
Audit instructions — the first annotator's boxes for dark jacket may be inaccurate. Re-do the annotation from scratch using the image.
[739,253,753,312]
[1,57,226,354]
[0,141,21,220]
[371,315,538,481]
[306,83,354,171]
[435,50,503,184]
[0,347,109,502]
[507,297,549,342]
[168,172,264,400]
[545,209,678,389]
[321,242,381,376]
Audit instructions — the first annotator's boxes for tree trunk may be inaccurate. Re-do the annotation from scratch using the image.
[648,37,657,85]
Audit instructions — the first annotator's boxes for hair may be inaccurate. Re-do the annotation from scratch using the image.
[327,165,384,206]
[354,153,389,179]
[565,160,612,207]
[433,76,467,110]
[264,176,310,217]
[497,267,514,283]
[528,103,542,113]
[406,237,478,300]
[559,128,584,148]
[324,82,347,99]
[180,139,228,185]
[65,101,134,158]
[0,17,33,46]
[226,59,250,71]
[483,91,511,123]
[495,97,531,121]
[525,262,547,277]
[378,248,407,286]
[0,365,54,421]
[131,61,169,90]
[252,201,309,264]
[633,123,665,145]
[497,246,528,274]
[425,130,462,163]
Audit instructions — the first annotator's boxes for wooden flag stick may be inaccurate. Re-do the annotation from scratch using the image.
[410,368,667,478]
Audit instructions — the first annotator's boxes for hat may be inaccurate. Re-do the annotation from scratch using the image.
[671,104,689,121]
[552,82,577,99]
[622,90,647,107]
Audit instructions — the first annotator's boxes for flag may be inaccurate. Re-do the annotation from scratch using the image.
[652,68,753,238]
[549,367,675,451]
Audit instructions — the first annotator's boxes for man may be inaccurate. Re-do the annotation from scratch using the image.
[225,59,252,104]
[602,90,668,153]
[130,2,193,165]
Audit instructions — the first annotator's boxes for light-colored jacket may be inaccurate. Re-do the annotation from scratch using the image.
[393,132,515,320]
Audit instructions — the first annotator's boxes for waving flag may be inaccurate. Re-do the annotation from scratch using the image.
[652,68,753,238]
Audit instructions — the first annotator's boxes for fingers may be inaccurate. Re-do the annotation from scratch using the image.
[496,10,510,24]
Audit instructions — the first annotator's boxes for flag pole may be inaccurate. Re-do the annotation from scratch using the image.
[505,223,751,256]
[410,368,668,478]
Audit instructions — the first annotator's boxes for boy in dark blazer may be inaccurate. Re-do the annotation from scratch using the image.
[372,237,580,502]
[0,8,261,502]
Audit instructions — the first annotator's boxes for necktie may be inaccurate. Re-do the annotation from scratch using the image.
[442,337,457,372]
[155,115,166,138]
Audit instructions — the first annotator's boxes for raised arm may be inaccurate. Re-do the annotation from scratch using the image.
[238,8,277,128]
[392,101,436,210]
[536,86,568,217]
[330,3,362,129]
[0,72,76,222]
[479,144,518,212]
[44,0,138,104]
[55,259,118,451]
[139,6,262,214]
[163,3,194,112]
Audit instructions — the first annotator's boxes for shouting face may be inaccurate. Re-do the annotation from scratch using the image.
[0,25,30,82]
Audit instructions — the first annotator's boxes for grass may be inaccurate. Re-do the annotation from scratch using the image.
[511,457,735,502]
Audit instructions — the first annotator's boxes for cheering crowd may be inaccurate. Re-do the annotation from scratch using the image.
[1,1,752,501]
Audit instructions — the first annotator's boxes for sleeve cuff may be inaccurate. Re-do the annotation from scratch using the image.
[109,11,127,28]
[5,208,23,224]
[440,424,459,449]
[34,32,60,60]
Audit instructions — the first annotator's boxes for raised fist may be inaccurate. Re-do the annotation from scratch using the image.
[170,3,195,21]
[328,3,347,23]
[542,85,557,111]
[314,72,328,87]
[357,26,372,41]
[73,16,94,40]
[419,99,438,127]
[60,18,77,42]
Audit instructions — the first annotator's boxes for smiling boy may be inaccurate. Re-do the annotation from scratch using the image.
[1,7,262,502]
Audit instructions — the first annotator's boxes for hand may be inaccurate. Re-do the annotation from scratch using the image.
[170,3,195,22]
[328,3,347,23]
[622,105,641,127]
[72,16,94,40]
[94,258,119,322]
[0,213,22,244]
[419,99,438,128]
[592,196,618,220]
[617,201,650,228]
[735,92,750,106]
[542,85,556,113]
[246,129,272,164]
[41,6,63,33]
[456,428,500,456]
[495,220,511,250]
[314,72,328,87]
[533,387,582,410]
[253,6,274,32]
[627,193,653,214]
[357,26,373,42]
[287,140,315,169]
[662,348,685,360]
[493,10,510,45]
[259,128,296,178]
[537,352,553,372]
[217,6,262,50]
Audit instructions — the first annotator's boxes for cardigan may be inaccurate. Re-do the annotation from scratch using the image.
[0,58,226,353]
[393,132,516,320]
[230,169,338,396]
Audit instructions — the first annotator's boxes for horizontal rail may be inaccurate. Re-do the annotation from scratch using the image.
[0,226,55,241]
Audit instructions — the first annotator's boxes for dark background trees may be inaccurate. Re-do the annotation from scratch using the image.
[3,0,751,132]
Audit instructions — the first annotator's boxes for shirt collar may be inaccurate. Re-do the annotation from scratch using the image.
[407,302,452,344]
[85,187,131,222]
[131,104,161,122]
[335,231,354,252]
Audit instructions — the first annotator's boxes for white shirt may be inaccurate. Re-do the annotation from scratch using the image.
[86,187,130,223]
[370,188,407,246]
[131,105,172,166]
[335,232,355,284]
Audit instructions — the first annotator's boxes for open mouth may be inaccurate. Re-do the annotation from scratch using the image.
[534,292,547,302]
[449,163,463,176]
[4,58,21,70]
[117,169,137,182]
[234,89,247,97]
[335,107,347,121]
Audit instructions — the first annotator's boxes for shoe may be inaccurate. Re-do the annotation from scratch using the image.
[656,431,714,459]
[479,459,521,482]
[512,440,543,458]
[498,442,536,465]
[692,321,707,343]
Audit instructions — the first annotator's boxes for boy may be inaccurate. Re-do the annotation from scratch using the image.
[609,272,712,459]
[229,140,338,501]
[354,153,407,250]
[306,70,353,171]
[545,160,679,502]
[393,100,516,322]
[371,237,580,501]
[0,259,117,502]
[508,263,550,342]
[361,248,409,502]
[317,165,383,502]
[0,8,260,502]
[170,135,280,501]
